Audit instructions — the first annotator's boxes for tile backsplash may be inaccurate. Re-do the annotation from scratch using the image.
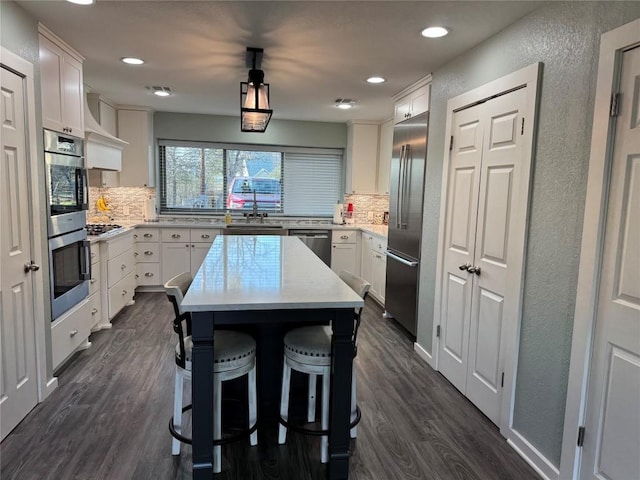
[344,194,389,224]
[88,188,389,225]
[88,187,155,223]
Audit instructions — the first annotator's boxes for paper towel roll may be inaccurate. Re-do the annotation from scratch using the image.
[333,203,344,224]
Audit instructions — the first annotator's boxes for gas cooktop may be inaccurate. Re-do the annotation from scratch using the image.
[86,224,125,237]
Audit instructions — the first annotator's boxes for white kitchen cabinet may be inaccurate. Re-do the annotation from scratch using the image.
[87,93,117,136]
[345,121,379,194]
[97,231,135,326]
[393,76,431,124]
[376,119,393,195]
[331,230,359,275]
[360,233,374,285]
[134,227,161,288]
[88,242,103,331]
[117,107,155,187]
[51,298,92,371]
[39,25,84,136]
[160,228,219,282]
[359,231,387,304]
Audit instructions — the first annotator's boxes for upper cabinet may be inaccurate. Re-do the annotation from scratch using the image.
[345,121,379,194]
[376,119,393,195]
[393,76,431,124]
[39,25,84,136]
[117,107,155,188]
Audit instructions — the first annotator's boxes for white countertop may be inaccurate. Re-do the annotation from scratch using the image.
[181,236,364,312]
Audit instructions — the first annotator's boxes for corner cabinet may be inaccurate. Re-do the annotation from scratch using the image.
[376,119,394,195]
[117,107,155,187]
[38,24,84,136]
[345,121,379,194]
[393,76,431,124]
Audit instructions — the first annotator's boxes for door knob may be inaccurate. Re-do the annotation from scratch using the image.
[468,266,481,275]
[24,261,40,273]
[458,263,471,271]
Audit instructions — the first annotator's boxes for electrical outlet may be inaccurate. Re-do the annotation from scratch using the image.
[367,211,373,222]
[123,206,130,216]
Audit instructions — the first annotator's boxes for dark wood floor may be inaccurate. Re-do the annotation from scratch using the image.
[1,292,538,480]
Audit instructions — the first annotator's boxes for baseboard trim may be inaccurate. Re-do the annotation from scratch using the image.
[507,429,559,480]
[413,342,433,367]
[42,376,58,400]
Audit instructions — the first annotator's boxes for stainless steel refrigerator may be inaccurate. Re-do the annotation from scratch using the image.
[384,111,428,336]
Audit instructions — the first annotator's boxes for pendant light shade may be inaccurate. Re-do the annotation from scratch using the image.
[241,48,273,132]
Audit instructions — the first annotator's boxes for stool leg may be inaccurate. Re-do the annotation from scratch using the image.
[350,363,357,438]
[172,366,182,455]
[213,375,222,474]
[307,374,317,423]
[278,358,291,444]
[248,363,258,446]
[320,372,330,464]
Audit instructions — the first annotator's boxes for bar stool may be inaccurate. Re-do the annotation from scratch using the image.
[165,272,258,474]
[278,270,370,463]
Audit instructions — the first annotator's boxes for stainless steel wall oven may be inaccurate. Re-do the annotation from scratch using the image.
[44,129,90,320]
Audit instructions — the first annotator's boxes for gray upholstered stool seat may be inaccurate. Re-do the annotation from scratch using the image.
[278,270,370,463]
[165,272,257,474]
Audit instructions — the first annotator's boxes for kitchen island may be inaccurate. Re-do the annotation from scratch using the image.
[181,235,364,479]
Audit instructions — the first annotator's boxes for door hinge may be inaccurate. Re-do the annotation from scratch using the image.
[521,118,525,135]
[501,372,504,388]
[449,136,453,151]
[577,426,586,447]
[610,93,620,117]
[436,325,441,337]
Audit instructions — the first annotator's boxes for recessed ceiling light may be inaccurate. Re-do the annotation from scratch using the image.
[366,76,386,84]
[121,57,144,65]
[66,0,94,4]
[421,26,449,38]
[335,98,357,109]
[146,86,172,97]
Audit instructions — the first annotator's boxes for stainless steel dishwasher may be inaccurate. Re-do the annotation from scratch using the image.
[289,229,331,266]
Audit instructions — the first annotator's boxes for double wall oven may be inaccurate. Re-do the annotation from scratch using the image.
[44,129,91,320]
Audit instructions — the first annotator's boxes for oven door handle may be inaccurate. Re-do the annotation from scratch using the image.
[80,240,92,281]
[76,168,88,210]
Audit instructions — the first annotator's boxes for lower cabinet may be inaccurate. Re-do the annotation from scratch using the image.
[51,298,92,371]
[99,230,136,326]
[160,228,219,283]
[359,231,387,304]
[134,228,161,287]
[331,230,359,275]
[88,242,103,331]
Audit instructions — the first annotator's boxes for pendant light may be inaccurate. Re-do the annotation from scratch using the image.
[240,47,273,132]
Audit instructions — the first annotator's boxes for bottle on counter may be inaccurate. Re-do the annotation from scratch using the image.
[225,210,232,224]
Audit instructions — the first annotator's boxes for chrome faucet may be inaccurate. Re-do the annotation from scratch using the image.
[243,190,268,223]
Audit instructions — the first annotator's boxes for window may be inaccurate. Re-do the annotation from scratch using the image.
[158,140,343,216]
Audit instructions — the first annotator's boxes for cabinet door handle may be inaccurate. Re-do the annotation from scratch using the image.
[134,252,139,257]
[69,329,78,337]
[90,278,97,284]
[143,233,153,238]
[340,235,349,240]
[91,308,98,315]
[121,264,126,269]
[459,263,471,271]
[134,234,138,239]
[171,234,181,238]
[467,266,481,275]
[201,234,210,239]
[191,244,195,248]
[122,290,127,296]
[144,272,154,277]
[144,251,153,255]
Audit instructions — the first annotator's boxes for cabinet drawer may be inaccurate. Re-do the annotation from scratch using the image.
[136,263,161,286]
[162,228,190,243]
[135,242,160,262]
[90,244,101,264]
[134,228,160,242]
[88,292,102,329]
[51,298,91,369]
[107,232,134,258]
[190,228,219,243]
[107,248,135,287]
[108,273,135,320]
[332,230,357,244]
[371,235,387,254]
[89,264,101,296]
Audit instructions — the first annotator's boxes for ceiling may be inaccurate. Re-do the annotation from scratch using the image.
[16,0,544,123]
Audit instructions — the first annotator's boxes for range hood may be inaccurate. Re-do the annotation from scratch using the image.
[84,95,128,170]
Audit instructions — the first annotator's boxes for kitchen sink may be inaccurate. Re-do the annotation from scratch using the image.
[223,224,287,235]
[224,223,284,229]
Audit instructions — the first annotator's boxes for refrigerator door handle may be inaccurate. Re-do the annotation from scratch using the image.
[401,144,412,227]
[396,145,405,228]
[385,250,419,267]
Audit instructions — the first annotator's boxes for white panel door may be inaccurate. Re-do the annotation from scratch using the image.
[161,242,191,283]
[580,45,640,480]
[190,243,212,276]
[465,88,528,425]
[0,66,38,440]
[438,102,484,393]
